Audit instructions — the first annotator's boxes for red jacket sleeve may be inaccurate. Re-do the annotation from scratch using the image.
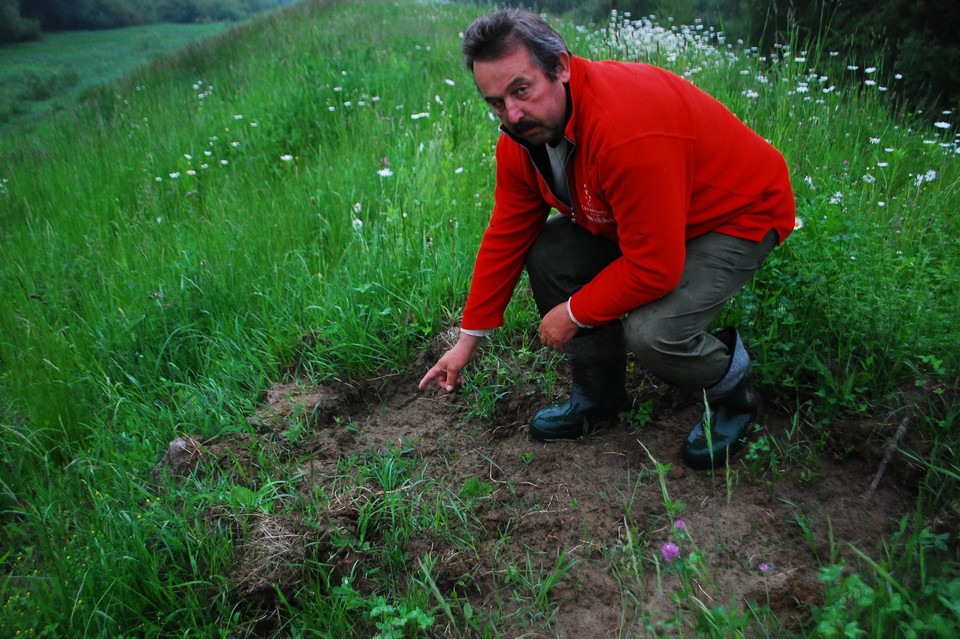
[460,138,550,330]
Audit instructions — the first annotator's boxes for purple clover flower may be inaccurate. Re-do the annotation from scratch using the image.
[661,542,681,563]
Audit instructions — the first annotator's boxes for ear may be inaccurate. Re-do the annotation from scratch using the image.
[555,51,572,83]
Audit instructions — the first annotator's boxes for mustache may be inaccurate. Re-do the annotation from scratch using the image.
[513,119,542,133]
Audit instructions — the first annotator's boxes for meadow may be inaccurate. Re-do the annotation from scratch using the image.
[1,0,958,636]
[0,20,239,132]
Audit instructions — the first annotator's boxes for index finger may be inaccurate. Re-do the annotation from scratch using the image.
[418,366,441,390]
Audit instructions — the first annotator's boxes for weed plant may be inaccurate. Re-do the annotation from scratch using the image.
[1,0,958,636]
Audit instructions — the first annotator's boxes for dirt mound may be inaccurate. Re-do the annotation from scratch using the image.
[154,343,918,636]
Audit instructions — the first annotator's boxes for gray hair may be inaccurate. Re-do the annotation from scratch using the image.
[461,8,570,80]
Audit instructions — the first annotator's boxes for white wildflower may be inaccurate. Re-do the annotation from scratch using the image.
[914,170,937,186]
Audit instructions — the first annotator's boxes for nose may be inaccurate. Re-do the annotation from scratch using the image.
[504,97,524,124]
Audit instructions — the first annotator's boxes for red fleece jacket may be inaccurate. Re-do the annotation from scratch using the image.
[461,56,796,330]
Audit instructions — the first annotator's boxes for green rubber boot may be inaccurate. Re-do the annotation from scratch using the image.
[529,326,629,441]
[683,328,758,469]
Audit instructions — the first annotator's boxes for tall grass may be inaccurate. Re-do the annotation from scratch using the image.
[1,0,957,636]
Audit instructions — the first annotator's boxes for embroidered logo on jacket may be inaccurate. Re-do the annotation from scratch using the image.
[580,183,615,223]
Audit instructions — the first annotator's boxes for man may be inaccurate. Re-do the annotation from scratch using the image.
[419,9,795,469]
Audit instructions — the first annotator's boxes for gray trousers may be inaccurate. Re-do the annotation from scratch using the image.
[525,215,778,391]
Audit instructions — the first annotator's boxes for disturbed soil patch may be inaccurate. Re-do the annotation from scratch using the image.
[156,340,920,637]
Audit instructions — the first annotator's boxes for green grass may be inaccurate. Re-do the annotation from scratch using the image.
[0,21,237,131]
[1,0,958,636]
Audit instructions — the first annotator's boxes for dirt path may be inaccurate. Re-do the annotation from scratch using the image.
[157,349,919,636]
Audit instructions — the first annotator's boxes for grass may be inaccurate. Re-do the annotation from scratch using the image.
[1,0,958,636]
[0,21,238,131]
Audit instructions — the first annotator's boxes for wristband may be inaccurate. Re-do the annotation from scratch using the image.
[566,299,592,329]
[460,327,493,337]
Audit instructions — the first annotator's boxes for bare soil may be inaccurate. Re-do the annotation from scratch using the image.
[156,331,925,637]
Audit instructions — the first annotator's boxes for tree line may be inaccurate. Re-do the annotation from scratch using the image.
[464,0,959,115]
[1,0,298,42]
[4,0,957,115]
[737,0,958,117]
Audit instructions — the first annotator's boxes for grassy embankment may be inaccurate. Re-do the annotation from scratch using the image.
[1,0,957,636]
[0,21,238,132]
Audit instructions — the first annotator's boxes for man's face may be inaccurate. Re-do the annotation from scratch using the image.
[473,45,571,146]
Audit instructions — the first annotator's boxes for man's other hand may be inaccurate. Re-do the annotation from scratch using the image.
[539,303,579,352]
